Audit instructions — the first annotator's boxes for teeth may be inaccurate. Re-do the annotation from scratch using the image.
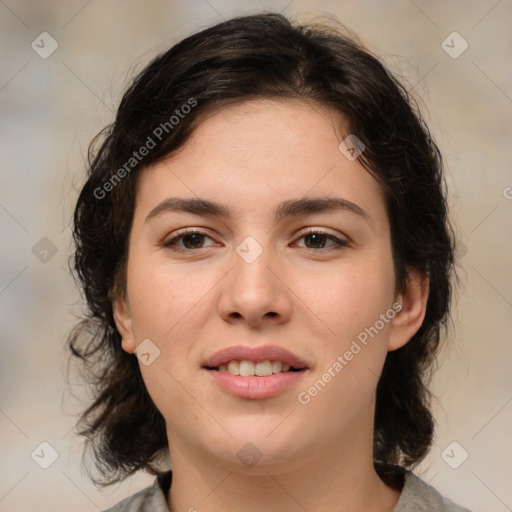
[227,360,239,374]
[255,361,272,376]
[217,360,296,376]
[271,361,282,373]
[239,360,255,377]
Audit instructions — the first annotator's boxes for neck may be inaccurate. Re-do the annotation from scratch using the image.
[166,428,401,512]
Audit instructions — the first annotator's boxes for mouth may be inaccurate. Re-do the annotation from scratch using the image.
[202,345,308,374]
[202,345,308,399]
[206,359,305,377]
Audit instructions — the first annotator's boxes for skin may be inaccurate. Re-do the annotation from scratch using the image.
[113,99,429,512]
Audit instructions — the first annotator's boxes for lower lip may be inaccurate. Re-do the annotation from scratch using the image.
[205,369,307,399]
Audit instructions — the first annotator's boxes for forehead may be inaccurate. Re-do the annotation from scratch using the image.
[191,98,348,150]
[133,99,388,230]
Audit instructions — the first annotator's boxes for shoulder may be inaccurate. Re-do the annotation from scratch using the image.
[102,472,172,512]
[395,470,473,512]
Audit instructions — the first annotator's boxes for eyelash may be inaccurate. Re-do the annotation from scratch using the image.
[162,228,349,252]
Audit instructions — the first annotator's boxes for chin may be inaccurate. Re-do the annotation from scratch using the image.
[206,422,308,471]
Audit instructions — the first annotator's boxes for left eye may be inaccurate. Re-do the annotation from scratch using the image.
[162,229,348,251]
[294,231,348,250]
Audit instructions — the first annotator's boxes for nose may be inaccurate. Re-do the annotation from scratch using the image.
[217,243,293,328]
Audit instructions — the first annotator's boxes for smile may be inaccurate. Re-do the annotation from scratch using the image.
[213,360,301,376]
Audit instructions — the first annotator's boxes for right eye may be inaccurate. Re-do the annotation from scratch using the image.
[162,229,217,251]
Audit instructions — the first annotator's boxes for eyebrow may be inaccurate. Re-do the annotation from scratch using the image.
[145,196,371,225]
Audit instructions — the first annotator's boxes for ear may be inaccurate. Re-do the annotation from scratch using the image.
[388,268,429,351]
[112,293,136,354]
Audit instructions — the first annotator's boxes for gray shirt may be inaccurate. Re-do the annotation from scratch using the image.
[103,469,473,512]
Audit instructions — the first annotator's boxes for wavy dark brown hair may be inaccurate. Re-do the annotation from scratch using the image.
[68,12,457,485]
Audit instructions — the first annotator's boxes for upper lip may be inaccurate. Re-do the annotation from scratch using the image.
[203,345,308,369]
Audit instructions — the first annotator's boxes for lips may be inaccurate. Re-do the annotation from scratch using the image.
[202,345,309,399]
[202,345,308,370]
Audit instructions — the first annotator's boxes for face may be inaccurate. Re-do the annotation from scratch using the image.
[114,99,428,473]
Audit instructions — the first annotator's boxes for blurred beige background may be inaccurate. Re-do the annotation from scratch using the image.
[1,1,511,511]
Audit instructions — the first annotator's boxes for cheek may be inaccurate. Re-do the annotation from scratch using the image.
[299,252,396,343]
[126,254,206,340]
[295,274,395,433]
[125,256,220,398]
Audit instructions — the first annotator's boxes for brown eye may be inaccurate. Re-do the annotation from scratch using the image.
[295,230,349,250]
[163,230,215,251]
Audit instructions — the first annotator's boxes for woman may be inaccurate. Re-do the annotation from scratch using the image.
[69,12,472,512]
